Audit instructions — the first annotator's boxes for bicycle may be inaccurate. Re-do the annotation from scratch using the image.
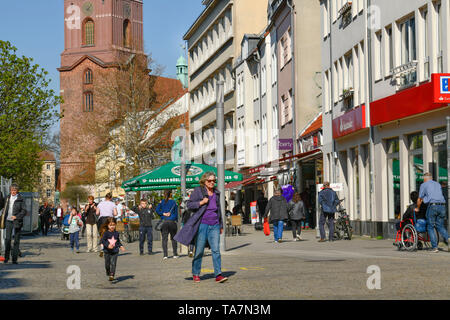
[333,199,353,240]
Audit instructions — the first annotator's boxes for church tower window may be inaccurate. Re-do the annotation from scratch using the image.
[83,19,95,46]
[84,69,93,84]
[123,20,131,48]
[84,92,94,112]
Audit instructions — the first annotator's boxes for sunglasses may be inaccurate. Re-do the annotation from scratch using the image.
[206,179,217,183]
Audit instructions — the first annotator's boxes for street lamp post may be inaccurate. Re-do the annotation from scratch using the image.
[216,80,226,252]
[447,116,450,237]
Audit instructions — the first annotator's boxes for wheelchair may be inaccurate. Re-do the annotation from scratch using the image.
[394,218,439,251]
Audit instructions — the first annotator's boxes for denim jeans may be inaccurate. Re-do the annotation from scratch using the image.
[70,231,80,250]
[426,204,448,249]
[139,226,153,254]
[272,220,284,241]
[4,221,21,262]
[319,212,335,241]
[192,224,222,277]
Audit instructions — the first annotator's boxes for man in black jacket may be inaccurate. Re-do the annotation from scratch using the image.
[132,199,154,255]
[39,202,52,236]
[0,184,27,264]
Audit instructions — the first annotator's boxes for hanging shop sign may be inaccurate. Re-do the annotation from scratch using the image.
[433,73,450,103]
[278,139,293,150]
[332,105,366,139]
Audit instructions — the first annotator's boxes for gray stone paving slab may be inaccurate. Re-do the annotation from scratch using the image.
[1,225,449,300]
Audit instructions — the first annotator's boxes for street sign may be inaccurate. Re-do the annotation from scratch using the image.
[317,183,344,192]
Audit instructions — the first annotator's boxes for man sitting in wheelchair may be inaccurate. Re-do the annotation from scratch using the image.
[394,191,428,249]
[395,191,426,232]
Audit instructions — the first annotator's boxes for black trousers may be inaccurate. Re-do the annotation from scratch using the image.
[104,252,118,276]
[40,216,50,235]
[161,220,178,257]
[5,221,21,262]
[139,226,153,254]
[290,219,302,238]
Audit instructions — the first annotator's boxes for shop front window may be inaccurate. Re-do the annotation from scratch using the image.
[408,133,423,194]
[387,138,400,220]
[432,128,448,205]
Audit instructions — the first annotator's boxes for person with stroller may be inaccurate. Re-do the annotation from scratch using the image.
[418,172,449,253]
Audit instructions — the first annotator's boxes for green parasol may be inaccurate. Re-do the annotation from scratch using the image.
[122,161,242,191]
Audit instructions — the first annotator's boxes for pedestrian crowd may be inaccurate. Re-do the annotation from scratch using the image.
[0,171,447,283]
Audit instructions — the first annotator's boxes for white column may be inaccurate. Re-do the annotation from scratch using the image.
[399,135,409,216]
[352,46,360,107]
[429,1,438,74]
[416,9,425,82]
[442,0,450,72]
[347,149,354,220]
[423,129,433,176]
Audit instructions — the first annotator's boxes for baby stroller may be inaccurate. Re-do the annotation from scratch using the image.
[61,214,70,240]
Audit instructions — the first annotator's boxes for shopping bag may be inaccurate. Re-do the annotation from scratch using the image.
[263,217,270,236]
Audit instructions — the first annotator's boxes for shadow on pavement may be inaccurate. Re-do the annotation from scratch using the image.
[113,275,135,283]
[0,293,32,300]
[1,261,52,270]
[226,243,251,251]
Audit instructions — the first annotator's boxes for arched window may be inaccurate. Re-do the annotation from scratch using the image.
[84,92,94,112]
[84,69,93,84]
[123,19,131,48]
[84,19,95,46]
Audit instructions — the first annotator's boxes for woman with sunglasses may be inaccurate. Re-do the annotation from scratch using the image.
[174,171,227,283]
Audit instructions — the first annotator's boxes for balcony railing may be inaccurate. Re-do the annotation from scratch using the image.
[338,1,353,28]
[392,60,418,90]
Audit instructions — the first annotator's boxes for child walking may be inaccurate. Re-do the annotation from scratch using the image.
[68,207,83,253]
[100,217,125,281]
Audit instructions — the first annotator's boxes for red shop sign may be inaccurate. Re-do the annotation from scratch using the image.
[433,73,450,103]
[332,105,366,139]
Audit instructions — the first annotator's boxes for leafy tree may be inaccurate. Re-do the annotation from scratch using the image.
[0,40,62,190]
[60,184,89,208]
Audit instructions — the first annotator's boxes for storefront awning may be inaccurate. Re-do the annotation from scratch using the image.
[225,176,259,189]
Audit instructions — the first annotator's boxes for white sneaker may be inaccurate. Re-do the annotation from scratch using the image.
[173,255,180,259]
[163,256,168,260]
[296,235,302,241]
[431,248,439,253]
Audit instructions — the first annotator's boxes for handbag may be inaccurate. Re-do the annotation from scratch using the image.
[263,217,270,236]
[0,197,9,230]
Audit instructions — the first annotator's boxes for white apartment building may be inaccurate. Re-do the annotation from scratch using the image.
[320,0,450,238]
[185,0,267,170]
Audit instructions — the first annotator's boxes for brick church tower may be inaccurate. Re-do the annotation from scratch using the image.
[58,0,144,193]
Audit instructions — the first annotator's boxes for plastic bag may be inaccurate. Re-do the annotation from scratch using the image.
[263,217,270,236]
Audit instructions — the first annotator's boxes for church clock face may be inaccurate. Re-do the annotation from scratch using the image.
[82,1,94,16]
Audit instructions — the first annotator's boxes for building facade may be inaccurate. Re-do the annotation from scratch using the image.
[185,0,268,171]
[38,151,57,205]
[59,0,144,193]
[319,0,450,238]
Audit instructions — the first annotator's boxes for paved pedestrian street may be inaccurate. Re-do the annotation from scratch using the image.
[1,227,450,300]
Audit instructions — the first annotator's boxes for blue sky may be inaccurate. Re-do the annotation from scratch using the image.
[0,0,204,132]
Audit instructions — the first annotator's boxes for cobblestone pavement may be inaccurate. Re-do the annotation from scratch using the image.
[1,225,450,300]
